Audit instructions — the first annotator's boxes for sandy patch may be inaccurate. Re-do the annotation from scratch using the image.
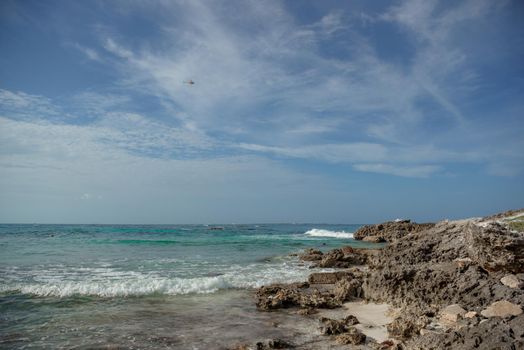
[317,300,396,343]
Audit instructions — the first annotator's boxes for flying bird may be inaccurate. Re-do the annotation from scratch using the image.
[184,80,195,85]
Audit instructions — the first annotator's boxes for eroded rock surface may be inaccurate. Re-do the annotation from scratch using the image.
[353,221,435,242]
[362,215,524,349]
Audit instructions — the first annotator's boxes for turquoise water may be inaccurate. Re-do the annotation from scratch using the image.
[0,223,366,348]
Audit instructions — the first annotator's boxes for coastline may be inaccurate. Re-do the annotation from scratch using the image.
[227,209,524,350]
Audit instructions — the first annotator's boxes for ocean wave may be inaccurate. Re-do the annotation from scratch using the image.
[304,228,353,239]
[0,263,311,298]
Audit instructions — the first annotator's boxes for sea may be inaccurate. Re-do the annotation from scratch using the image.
[0,223,371,349]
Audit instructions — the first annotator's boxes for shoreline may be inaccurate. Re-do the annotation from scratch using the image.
[227,209,524,349]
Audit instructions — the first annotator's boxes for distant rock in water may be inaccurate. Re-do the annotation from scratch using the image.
[353,221,435,242]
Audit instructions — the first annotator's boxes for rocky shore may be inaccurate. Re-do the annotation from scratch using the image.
[227,210,524,349]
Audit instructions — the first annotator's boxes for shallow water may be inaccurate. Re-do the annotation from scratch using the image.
[0,223,370,348]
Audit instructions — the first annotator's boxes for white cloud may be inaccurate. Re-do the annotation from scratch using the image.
[353,163,440,178]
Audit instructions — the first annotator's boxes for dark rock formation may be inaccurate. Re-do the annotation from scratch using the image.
[361,216,524,348]
[298,248,323,261]
[334,328,366,345]
[308,271,353,284]
[333,277,362,302]
[319,316,360,336]
[405,314,524,349]
[255,338,294,349]
[465,222,524,273]
[255,283,340,311]
[353,221,435,242]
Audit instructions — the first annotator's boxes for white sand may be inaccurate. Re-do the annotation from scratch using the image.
[317,300,396,343]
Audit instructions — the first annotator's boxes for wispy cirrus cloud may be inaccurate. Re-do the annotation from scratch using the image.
[66,0,519,179]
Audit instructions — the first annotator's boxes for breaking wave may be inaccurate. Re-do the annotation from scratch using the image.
[0,263,310,298]
[304,228,354,239]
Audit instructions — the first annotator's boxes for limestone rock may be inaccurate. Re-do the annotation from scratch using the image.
[334,328,366,345]
[453,257,473,270]
[344,316,359,328]
[311,248,367,268]
[387,312,429,340]
[501,274,523,289]
[481,300,523,318]
[333,278,362,302]
[464,311,477,318]
[255,339,294,349]
[353,221,435,242]
[465,222,524,273]
[299,248,323,261]
[308,271,352,284]
[440,304,467,322]
[362,235,386,243]
[319,315,360,336]
[319,317,348,335]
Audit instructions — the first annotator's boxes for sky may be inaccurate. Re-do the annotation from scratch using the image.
[0,0,523,224]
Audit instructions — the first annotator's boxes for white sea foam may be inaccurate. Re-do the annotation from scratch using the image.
[304,228,353,239]
[0,262,311,298]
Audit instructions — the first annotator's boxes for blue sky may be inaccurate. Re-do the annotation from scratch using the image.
[0,0,523,224]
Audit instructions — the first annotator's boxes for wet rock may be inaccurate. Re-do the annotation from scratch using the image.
[333,278,362,302]
[343,314,360,326]
[255,283,308,311]
[295,307,318,315]
[353,221,435,242]
[440,304,467,322]
[501,274,523,289]
[319,315,360,336]
[319,317,348,335]
[306,289,341,309]
[334,328,366,345]
[299,248,323,261]
[376,339,399,349]
[312,248,367,268]
[481,300,523,318]
[308,271,352,284]
[341,245,355,254]
[255,339,294,349]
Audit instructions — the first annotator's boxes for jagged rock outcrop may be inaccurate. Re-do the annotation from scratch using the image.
[246,210,524,350]
[255,282,340,311]
[308,271,353,284]
[465,222,524,273]
[404,314,524,350]
[362,220,524,310]
[360,215,524,349]
[353,221,435,242]
[334,328,366,345]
